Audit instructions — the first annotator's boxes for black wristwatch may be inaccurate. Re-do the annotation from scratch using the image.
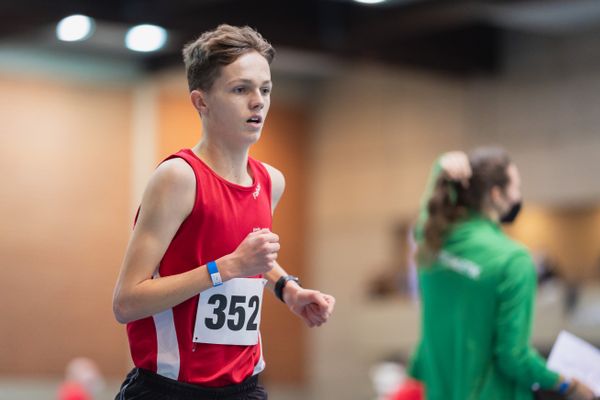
[274,275,300,303]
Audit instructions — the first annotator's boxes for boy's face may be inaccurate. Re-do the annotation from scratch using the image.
[199,51,272,146]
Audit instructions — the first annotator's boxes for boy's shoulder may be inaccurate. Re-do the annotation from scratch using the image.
[147,157,196,197]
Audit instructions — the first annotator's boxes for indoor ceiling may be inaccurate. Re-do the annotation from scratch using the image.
[2,0,600,77]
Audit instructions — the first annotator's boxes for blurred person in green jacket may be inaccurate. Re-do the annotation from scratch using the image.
[409,148,596,400]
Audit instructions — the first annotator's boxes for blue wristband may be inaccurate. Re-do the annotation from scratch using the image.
[558,380,570,395]
[207,261,223,287]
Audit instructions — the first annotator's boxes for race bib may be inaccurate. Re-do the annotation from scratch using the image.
[193,278,266,346]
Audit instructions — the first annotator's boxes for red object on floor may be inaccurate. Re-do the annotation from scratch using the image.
[57,382,92,400]
[388,379,424,400]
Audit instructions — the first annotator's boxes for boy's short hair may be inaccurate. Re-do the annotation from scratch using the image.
[182,24,275,92]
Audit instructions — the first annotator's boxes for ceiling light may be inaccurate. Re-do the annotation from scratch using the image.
[56,15,95,42]
[125,24,167,52]
[353,0,388,4]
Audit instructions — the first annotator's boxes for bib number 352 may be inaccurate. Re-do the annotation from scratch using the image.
[193,278,266,346]
[204,294,260,331]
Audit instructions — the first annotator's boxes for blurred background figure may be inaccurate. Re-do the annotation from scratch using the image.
[371,359,424,400]
[408,149,595,400]
[57,358,105,400]
[371,360,406,400]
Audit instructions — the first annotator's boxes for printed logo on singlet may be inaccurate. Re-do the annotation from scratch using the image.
[252,183,261,199]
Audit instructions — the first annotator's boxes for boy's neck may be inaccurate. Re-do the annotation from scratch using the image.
[192,140,253,186]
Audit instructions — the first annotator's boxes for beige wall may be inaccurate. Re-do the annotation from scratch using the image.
[0,75,132,376]
[466,32,600,206]
[506,205,600,280]
[156,81,202,162]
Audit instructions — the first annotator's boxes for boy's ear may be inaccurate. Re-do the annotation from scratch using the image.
[190,90,208,115]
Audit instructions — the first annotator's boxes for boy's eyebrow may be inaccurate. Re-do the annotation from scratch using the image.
[227,78,272,85]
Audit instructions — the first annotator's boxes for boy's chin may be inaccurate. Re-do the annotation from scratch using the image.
[241,130,262,145]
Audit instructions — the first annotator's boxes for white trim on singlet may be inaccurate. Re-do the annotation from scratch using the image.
[252,332,266,375]
[152,272,181,380]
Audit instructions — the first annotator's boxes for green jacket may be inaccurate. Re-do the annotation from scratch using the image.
[409,160,559,400]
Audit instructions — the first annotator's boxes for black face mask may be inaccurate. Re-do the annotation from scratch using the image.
[500,201,522,224]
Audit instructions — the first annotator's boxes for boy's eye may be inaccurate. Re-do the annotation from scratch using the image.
[234,87,246,94]
[261,87,271,95]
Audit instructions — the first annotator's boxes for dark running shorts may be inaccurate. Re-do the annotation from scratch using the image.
[115,368,268,400]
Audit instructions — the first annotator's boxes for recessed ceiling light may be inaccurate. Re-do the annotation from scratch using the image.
[353,0,388,4]
[125,24,167,53]
[56,15,95,42]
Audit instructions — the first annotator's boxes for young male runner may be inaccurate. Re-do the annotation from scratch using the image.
[113,24,335,400]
